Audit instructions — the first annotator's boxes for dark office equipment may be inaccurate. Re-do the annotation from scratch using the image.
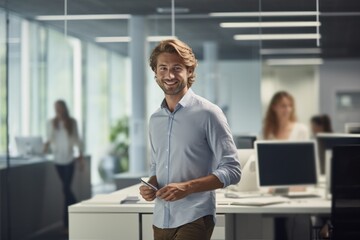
[256,141,318,190]
[331,145,360,240]
[233,135,256,149]
[316,133,360,174]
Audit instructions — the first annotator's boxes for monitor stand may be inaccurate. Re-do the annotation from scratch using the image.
[273,187,321,199]
[272,188,289,196]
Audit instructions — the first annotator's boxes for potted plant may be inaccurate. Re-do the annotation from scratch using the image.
[98,117,129,182]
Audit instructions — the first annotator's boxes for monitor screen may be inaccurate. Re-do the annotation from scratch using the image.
[256,141,318,188]
[316,133,360,174]
[233,135,256,149]
[345,123,360,134]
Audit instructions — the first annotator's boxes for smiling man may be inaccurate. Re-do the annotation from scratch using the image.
[139,39,241,240]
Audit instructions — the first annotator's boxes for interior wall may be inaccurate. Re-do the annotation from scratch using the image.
[196,60,262,136]
[147,60,262,137]
[319,59,360,132]
[261,65,319,133]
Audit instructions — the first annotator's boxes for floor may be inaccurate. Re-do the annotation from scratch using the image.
[30,183,116,240]
[29,225,68,240]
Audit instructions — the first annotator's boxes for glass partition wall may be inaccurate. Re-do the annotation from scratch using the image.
[0,8,6,154]
[1,0,359,239]
[260,1,360,133]
[0,1,261,238]
[260,1,322,129]
[1,0,262,185]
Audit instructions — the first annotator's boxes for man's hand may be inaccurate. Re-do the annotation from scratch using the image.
[139,176,158,201]
[139,185,157,201]
[156,182,192,202]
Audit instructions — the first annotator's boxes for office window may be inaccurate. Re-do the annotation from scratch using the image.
[29,22,47,138]
[85,42,110,184]
[46,28,74,117]
[0,9,6,154]
[109,52,130,124]
[7,13,22,154]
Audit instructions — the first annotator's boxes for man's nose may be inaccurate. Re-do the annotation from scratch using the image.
[166,70,175,79]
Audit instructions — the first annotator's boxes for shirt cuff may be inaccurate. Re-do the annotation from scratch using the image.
[149,166,156,177]
[211,169,230,188]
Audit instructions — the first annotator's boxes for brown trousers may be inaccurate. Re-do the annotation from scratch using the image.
[153,215,215,240]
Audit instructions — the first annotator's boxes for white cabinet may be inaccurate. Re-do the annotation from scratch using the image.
[69,213,139,240]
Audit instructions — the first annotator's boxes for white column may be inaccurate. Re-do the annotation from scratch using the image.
[21,20,30,135]
[203,41,219,104]
[129,16,147,173]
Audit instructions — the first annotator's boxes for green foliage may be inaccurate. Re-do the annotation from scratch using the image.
[110,117,129,142]
[109,117,129,173]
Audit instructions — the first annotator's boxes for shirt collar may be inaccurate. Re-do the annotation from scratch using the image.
[160,88,194,110]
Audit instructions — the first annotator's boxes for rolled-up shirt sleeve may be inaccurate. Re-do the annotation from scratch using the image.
[206,108,241,188]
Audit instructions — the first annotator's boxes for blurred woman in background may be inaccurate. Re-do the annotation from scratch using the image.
[44,100,84,232]
[263,91,309,140]
[262,91,310,240]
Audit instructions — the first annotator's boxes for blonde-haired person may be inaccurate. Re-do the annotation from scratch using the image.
[263,91,310,240]
[263,91,309,140]
[140,39,241,240]
[44,100,84,233]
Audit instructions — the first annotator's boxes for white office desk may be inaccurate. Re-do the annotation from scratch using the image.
[69,184,330,240]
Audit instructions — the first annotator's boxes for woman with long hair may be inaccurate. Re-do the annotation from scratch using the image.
[262,91,310,240]
[263,91,309,140]
[44,100,84,232]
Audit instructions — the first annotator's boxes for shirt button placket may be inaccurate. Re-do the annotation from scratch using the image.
[165,113,174,227]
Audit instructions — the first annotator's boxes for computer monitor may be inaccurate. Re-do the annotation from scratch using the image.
[233,135,257,149]
[255,141,319,193]
[15,136,44,157]
[316,133,360,175]
[316,133,360,199]
[345,123,360,134]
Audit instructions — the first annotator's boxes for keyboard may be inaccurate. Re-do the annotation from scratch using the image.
[229,196,289,206]
[224,191,269,199]
[286,192,321,199]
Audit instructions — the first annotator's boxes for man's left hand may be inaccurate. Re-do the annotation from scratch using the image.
[156,182,192,201]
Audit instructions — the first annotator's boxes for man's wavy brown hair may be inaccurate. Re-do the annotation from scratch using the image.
[149,39,197,88]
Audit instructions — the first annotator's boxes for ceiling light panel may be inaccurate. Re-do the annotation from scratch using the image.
[220,21,321,28]
[35,14,130,21]
[95,36,177,43]
[234,34,321,41]
[265,58,323,66]
[210,11,318,17]
[260,48,322,55]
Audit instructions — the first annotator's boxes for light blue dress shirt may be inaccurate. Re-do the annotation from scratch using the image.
[149,89,241,229]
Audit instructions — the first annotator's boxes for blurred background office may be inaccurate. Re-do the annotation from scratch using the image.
[0,0,360,239]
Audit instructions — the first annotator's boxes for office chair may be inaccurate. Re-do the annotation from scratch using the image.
[330,145,360,240]
[233,135,256,149]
